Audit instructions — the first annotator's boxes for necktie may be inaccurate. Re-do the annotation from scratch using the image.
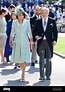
[44,19,46,26]
[44,19,46,31]
[43,19,46,40]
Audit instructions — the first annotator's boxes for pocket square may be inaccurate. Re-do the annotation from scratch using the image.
[50,23,53,26]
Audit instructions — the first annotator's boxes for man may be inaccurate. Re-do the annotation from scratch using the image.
[5,4,15,23]
[30,5,41,66]
[33,7,58,80]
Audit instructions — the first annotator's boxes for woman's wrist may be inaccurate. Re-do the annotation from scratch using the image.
[29,38,34,44]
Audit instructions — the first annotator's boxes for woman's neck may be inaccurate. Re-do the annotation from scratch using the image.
[0,15,2,18]
[18,19,24,23]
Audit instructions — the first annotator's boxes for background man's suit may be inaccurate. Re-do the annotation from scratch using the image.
[30,15,41,66]
[5,12,11,23]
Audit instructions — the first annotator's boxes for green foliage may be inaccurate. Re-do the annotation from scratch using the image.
[44,0,52,3]
[54,36,65,55]
[44,0,64,4]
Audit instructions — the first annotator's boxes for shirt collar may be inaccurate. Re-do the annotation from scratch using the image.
[42,17,48,23]
[36,15,41,19]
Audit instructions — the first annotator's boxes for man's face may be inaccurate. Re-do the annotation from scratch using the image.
[10,8,15,13]
[41,10,49,19]
[35,8,41,15]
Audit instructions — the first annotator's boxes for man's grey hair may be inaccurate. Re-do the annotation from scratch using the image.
[41,7,49,13]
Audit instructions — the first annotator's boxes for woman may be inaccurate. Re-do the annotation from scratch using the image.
[4,11,16,62]
[0,8,7,64]
[10,8,33,81]
[56,16,63,32]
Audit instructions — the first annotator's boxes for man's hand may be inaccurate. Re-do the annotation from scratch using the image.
[35,35,42,40]
[53,41,57,46]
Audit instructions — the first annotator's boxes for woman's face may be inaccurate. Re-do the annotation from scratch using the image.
[2,12,6,17]
[18,14,24,21]
[11,13,16,20]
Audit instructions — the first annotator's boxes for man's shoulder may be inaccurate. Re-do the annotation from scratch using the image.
[30,16,35,22]
[30,15,35,18]
[49,17,55,21]
[48,17,56,23]
[5,12,10,17]
[35,18,42,22]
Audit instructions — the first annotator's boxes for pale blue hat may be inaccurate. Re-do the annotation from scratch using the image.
[15,7,25,16]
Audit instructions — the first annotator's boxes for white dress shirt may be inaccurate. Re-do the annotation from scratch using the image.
[42,17,48,40]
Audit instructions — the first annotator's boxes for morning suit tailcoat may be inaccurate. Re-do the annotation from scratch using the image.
[33,17,58,58]
[30,15,40,31]
[30,15,37,31]
[30,15,41,40]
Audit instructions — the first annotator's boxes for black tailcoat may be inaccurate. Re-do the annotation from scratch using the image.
[33,17,58,58]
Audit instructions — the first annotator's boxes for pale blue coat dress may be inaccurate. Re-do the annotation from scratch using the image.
[10,19,33,63]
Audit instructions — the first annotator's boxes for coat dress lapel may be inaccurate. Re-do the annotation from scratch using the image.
[16,19,27,29]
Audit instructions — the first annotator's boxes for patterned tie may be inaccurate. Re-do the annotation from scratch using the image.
[44,19,46,26]
[44,19,46,31]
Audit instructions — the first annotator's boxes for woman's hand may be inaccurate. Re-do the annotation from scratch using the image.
[29,38,34,52]
[9,41,13,48]
[9,36,13,48]
[30,41,34,50]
